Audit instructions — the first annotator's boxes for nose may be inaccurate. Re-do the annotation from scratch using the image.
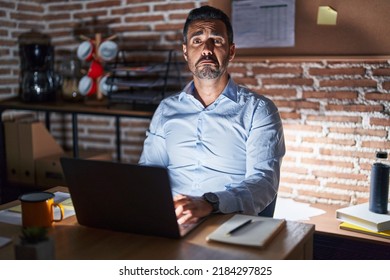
[201,39,214,56]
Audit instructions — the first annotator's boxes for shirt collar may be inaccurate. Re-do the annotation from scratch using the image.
[178,77,238,103]
[178,82,195,101]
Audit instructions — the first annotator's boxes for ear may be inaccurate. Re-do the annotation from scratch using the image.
[229,43,236,61]
[182,44,188,61]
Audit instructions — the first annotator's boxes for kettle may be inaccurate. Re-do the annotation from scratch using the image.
[18,30,60,102]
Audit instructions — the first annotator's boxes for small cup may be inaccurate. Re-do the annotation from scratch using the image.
[78,75,97,96]
[77,41,95,61]
[19,192,64,228]
[98,40,118,61]
[99,74,118,96]
[87,60,104,79]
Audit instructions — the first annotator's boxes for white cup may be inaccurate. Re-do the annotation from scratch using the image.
[99,75,118,96]
[78,75,96,96]
[77,41,94,61]
[98,40,118,61]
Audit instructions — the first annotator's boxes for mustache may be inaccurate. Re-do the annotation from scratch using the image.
[196,55,218,66]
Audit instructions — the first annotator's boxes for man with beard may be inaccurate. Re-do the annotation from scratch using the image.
[139,5,285,224]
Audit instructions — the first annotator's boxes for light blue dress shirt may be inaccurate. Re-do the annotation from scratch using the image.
[139,78,285,215]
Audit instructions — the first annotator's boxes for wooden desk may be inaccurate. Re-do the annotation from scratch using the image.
[304,203,390,259]
[0,187,315,260]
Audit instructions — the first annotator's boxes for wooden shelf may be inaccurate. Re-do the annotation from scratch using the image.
[0,97,156,204]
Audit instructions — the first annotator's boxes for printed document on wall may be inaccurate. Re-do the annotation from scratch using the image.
[232,0,295,48]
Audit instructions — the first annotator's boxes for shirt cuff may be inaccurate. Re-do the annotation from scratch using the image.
[214,190,240,214]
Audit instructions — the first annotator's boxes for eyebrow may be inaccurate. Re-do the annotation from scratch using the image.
[189,30,223,40]
[189,30,204,39]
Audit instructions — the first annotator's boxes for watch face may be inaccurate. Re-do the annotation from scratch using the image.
[205,192,219,203]
[204,192,219,213]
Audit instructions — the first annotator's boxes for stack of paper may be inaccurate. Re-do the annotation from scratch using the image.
[336,202,390,239]
[339,222,390,239]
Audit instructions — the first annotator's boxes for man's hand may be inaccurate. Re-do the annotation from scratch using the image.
[173,194,213,224]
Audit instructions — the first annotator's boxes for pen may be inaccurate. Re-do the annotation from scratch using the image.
[226,219,253,236]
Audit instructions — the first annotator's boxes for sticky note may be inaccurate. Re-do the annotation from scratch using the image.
[317,6,337,25]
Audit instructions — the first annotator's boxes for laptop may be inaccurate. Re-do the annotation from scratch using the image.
[60,157,203,239]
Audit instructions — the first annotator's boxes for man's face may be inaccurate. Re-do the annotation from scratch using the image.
[183,19,235,80]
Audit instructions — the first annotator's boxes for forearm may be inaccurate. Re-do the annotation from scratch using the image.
[215,157,283,215]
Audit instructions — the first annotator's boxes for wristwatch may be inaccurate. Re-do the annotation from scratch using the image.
[203,192,220,213]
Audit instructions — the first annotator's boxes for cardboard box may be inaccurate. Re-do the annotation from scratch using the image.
[35,149,112,188]
[4,121,20,182]
[3,114,39,183]
[18,121,64,185]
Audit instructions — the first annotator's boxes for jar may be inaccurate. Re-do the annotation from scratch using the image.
[60,56,83,102]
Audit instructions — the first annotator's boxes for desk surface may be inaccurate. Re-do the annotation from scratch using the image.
[0,187,314,260]
[306,203,390,245]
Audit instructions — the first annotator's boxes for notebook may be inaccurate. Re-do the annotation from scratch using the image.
[60,157,203,239]
[206,214,286,248]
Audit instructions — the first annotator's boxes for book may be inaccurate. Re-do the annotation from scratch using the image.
[336,202,390,232]
[206,214,286,248]
[339,222,390,240]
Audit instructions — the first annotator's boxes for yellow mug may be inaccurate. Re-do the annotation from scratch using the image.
[19,192,64,227]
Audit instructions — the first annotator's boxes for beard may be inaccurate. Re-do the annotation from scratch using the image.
[191,55,229,80]
[195,65,221,79]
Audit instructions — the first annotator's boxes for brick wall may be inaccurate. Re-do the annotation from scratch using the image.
[231,57,390,205]
[0,0,389,206]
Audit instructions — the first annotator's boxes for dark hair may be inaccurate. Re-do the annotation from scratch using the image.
[183,5,233,45]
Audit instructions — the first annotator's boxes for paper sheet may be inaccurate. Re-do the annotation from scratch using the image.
[232,0,295,48]
[0,236,12,248]
[274,197,326,221]
[0,210,21,225]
